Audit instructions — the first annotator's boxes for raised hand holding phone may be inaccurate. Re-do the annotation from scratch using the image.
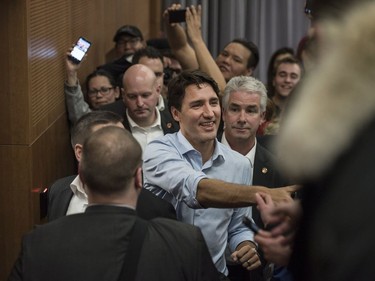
[68,37,91,64]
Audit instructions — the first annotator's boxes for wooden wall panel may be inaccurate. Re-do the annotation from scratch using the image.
[0,0,163,279]
[0,145,32,278]
[0,0,29,145]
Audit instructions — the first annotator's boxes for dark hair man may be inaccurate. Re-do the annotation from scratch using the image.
[143,70,296,278]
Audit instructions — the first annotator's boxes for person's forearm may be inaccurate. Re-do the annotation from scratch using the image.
[190,39,226,94]
[196,179,296,208]
[165,24,199,70]
[66,69,78,87]
[186,5,226,93]
[196,178,267,208]
[64,82,91,123]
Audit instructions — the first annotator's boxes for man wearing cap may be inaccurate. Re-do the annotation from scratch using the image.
[101,25,146,83]
[113,25,146,61]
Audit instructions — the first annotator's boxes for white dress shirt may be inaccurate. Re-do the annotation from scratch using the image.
[66,175,88,215]
[126,108,164,153]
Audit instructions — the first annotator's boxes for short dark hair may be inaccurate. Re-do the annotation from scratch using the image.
[80,126,142,195]
[230,38,260,70]
[85,69,118,94]
[132,46,164,65]
[167,70,220,113]
[273,56,304,77]
[71,111,123,147]
[267,47,295,87]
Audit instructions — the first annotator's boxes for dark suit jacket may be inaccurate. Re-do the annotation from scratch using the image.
[100,100,179,134]
[8,205,219,281]
[247,143,292,281]
[252,143,290,228]
[47,175,176,221]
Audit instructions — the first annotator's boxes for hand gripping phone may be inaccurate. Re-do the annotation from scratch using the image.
[68,37,91,64]
[169,9,187,23]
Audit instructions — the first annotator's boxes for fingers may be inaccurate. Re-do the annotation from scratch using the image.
[164,3,182,25]
[239,247,261,270]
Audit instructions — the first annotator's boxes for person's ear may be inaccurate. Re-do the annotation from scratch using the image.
[222,107,227,123]
[74,144,83,162]
[260,111,266,125]
[246,67,254,76]
[114,86,121,99]
[121,88,126,100]
[171,106,180,122]
[134,167,143,192]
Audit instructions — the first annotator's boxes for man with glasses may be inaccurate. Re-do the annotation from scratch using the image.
[100,25,147,85]
[105,24,146,63]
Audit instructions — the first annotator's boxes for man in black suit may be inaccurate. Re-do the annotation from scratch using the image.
[9,126,218,281]
[47,111,176,222]
[219,75,291,281]
[100,64,179,153]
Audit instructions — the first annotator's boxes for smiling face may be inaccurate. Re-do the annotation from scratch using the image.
[273,62,302,98]
[171,83,221,150]
[215,42,252,81]
[223,91,264,150]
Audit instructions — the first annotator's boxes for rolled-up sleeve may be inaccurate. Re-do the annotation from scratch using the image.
[143,137,207,209]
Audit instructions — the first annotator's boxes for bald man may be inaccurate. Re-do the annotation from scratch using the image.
[101,64,179,152]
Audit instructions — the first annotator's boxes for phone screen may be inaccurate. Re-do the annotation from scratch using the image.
[69,37,91,63]
[169,9,186,23]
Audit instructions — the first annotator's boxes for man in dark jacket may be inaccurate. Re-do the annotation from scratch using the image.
[9,126,218,281]
[47,111,176,222]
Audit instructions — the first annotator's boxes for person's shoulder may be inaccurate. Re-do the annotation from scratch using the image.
[218,141,249,162]
[99,100,125,113]
[256,142,277,161]
[49,175,76,194]
[149,217,202,240]
[148,132,178,147]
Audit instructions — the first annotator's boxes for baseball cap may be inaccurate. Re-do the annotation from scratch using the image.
[113,25,143,42]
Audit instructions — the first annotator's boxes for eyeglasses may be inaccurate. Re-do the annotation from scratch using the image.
[117,37,141,46]
[154,71,164,77]
[88,87,114,97]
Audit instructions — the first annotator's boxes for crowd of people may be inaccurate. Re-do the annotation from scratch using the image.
[8,0,375,280]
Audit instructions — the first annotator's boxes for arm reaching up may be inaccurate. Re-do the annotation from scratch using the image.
[164,4,199,70]
[186,5,226,94]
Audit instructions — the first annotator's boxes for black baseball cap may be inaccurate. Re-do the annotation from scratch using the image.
[113,25,143,42]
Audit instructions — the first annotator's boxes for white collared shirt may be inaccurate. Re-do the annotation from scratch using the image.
[221,134,257,184]
[126,109,164,153]
[157,95,165,111]
[66,176,88,215]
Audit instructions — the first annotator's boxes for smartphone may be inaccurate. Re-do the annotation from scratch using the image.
[243,216,261,234]
[68,37,91,64]
[169,9,186,23]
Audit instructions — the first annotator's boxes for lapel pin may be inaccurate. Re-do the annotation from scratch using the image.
[262,167,268,174]
[167,123,172,129]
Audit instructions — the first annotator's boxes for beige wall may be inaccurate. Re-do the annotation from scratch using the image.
[0,0,161,279]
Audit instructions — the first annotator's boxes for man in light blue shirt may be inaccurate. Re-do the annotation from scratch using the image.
[143,70,295,277]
